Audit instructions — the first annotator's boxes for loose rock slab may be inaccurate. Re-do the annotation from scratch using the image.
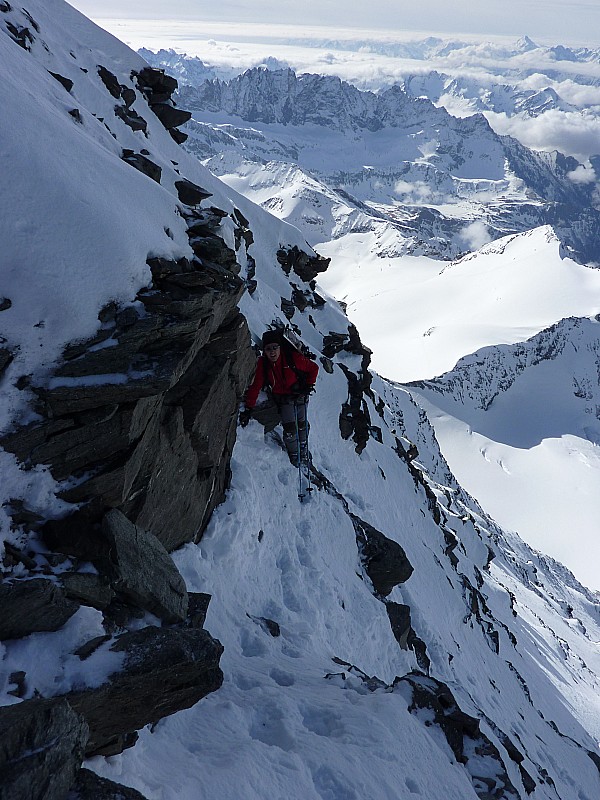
[101,509,188,622]
[0,698,88,800]
[0,579,79,640]
[69,768,149,800]
[67,626,224,756]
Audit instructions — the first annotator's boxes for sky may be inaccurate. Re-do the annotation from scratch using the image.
[68,0,599,46]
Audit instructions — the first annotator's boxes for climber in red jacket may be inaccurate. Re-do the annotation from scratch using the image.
[240,330,318,466]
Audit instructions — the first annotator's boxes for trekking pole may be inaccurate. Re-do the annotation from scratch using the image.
[294,400,304,500]
[304,398,313,496]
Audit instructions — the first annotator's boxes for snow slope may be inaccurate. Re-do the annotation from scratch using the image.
[317,227,600,382]
[2,4,600,800]
[408,315,600,592]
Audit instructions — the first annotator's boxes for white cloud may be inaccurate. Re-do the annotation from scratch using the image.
[485,109,600,161]
[567,165,597,183]
[394,180,433,202]
[459,220,492,250]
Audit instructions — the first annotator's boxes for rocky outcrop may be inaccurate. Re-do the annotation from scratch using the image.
[276,245,330,283]
[99,509,188,622]
[351,515,413,596]
[0,579,80,640]
[67,626,223,756]
[136,67,191,143]
[327,324,378,454]
[70,769,150,800]
[396,672,520,800]
[3,205,255,552]
[0,698,88,800]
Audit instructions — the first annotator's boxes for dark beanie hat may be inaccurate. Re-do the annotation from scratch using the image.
[261,330,281,348]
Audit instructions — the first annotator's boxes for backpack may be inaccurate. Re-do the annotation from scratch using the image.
[263,320,316,394]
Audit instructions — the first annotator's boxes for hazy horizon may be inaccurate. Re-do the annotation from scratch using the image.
[67,0,599,46]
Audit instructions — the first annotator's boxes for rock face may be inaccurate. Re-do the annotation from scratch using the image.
[396,672,521,800]
[100,509,188,622]
[0,698,88,800]
[3,207,255,552]
[67,626,224,756]
[352,515,413,596]
[70,769,150,800]
[0,579,80,640]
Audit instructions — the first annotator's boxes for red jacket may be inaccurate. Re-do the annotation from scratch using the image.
[245,349,319,408]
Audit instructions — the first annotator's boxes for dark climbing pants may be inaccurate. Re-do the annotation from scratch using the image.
[279,397,308,461]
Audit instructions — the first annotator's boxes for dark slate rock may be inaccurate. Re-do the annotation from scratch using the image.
[169,127,188,144]
[97,65,121,98]
[22,8,39,32]
[61,572,115,610]
[0,579,80,640]
[114,105,147,133]
[251,615,280,637]
[322,331,349,358]
[70,768,150,800]
[48,71,73,92]
[43,503,108,562]
[175,179,212,206]
[0,698,88,800]
[386,602,430,671]
[4,540,37,570]
[121,150,161,183]
[7,671,26,698]
[386,602,411,648]
[280,297,295,320]
[1,419,74,463]
[519,765,536,795]
[396,672,519,799]
[6,22,33,50]
[186,592,212,628]
[351,515,413,596]
[75,635,112,661]
[147,256,190,279]
[100,509,188,622]
[67,626,224,756]
[0,297,11,311]
[18,406,137,481]
[0,3,12,13]
[137,67,178,95]
[121,86,136,108]
[37,376,169,416]
[121,313,255,551]
[69,109,83,123]
[190,234,238,271]
[115,306,140,329]
[150,103,192,129]
[63,327,114,360]
[0,347,13,374]
[276,245,330,282]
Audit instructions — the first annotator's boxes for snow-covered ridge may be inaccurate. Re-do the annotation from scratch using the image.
[409,314,600,419]
[2,4,600,800]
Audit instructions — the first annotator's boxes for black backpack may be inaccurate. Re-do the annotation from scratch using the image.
[263,321,316,394]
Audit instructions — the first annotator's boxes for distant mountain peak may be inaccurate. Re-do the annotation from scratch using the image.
[516,35,539,51]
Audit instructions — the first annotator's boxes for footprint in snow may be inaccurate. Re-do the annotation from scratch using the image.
[269,667,295,687]
[240,628,268,658]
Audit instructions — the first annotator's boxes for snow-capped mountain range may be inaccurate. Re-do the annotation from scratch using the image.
[1,4,600,800]
[137,54,600,590]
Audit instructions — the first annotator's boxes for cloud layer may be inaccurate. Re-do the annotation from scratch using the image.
[70,1,600,44]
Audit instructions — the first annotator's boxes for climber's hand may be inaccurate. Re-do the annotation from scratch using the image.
[239,408,253,428]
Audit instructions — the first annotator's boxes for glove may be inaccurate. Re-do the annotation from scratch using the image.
[239,408,253,428]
